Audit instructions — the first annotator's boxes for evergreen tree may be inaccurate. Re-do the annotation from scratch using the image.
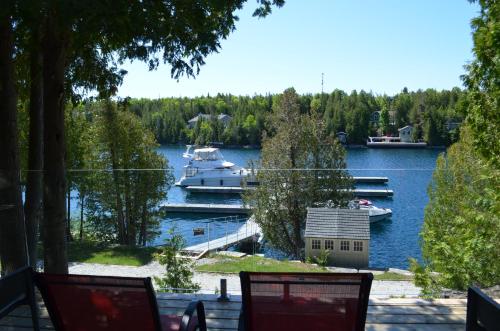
[244,88,353,259]
[411,128,500,294]
[85,101,173,246]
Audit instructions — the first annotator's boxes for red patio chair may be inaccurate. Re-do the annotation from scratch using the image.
[34,273,206,331]
[239,272,373,331]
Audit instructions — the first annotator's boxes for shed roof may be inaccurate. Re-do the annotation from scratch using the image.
[398,125,413,131]
[305,208,370,240]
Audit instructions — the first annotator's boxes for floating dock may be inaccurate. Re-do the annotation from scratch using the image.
[185,186,394,198]
[367,142,427,148]
[185,186,250,194]
[161,202,250,215]
[351,189,393,197]
[353,176,388,184]
[182,217,261,259]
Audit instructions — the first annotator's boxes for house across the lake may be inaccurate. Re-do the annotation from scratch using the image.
[187,113,232,129]
[370,111,380,124]
[305,208,370,269]
[398,125,413,143]
[336,131,347,144]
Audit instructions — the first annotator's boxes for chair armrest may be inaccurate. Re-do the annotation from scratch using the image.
[180,300,207,331]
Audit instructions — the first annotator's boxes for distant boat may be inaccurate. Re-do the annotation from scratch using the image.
[193,228,205,236]
[349,199,392,223]
[175,145,250,187]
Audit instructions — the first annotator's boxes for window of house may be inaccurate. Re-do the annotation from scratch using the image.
[325,239,334,250]
[340,240,349,251]
[354,241,363,252]
[312,239,321,250]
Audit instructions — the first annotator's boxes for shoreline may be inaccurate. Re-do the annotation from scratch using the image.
[161,143,447,150]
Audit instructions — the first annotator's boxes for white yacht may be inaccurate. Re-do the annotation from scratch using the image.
[350,199,392,223]
[176,145,250,187]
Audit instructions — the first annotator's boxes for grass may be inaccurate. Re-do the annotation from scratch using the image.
[373,272,413,281]
[196,255,414,281]
[196,255,326,273]
[66,240,159,266]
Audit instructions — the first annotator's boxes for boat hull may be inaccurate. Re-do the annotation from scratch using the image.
[176,174,247,187]
[368,209,392,223]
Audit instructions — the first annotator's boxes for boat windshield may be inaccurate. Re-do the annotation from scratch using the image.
[193,149,223,161]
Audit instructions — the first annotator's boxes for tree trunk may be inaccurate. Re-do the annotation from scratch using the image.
[111,159,126,244]
[24,27,44,268]
[124,170,135,245]
[42,15,68,273]
[0,14,28,274]
[79,193,84,240]
[66,188,72,241]
[139,201,147,246]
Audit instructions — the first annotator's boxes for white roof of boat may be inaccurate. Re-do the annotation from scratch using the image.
[194,147,218,153]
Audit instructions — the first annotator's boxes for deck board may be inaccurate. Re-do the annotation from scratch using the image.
[2,293,477,330]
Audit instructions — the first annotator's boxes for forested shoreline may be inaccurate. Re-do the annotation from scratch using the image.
[128,87,467,147]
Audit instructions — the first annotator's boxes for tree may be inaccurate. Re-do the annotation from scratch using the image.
[462,0,499,166]
[154,228,200,293]
[6,0,284,273]
[242,114,259,145]
[411,128,500,294]
[380,104,390,135]
[245,88,353,259]
[393,90,412,128]
[85,101,173,246]
[411,0,500,294]
[0,5,28,274]
[22,11,44,268]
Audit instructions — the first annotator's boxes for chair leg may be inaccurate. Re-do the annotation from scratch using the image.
[180,301,206,331]
[30,302,40,331]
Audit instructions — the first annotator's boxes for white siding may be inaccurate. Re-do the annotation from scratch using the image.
[305,237,369,269]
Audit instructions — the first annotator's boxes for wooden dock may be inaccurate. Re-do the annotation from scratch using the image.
[185,186,394,198]
[4,294,483,330]
[182,217,261,259]
[161,203,250,215]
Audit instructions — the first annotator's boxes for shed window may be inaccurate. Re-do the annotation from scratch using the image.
[340,240,350,251]
[311,239,321,250]
[354,241,363,252]
[324,240,334,250]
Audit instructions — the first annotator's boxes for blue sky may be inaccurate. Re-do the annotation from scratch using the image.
[117,0,479,98]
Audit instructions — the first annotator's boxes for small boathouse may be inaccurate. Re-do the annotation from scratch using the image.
[305,208,370,268]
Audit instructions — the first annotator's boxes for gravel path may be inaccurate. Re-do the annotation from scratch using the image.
[68,261,421,298]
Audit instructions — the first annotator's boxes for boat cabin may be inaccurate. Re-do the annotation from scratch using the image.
[192,148,224,161]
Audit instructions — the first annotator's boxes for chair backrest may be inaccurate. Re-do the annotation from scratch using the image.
[0,266,40,331]
[240,272,373,331]
[34,273,162,331]
[466,286,500,331]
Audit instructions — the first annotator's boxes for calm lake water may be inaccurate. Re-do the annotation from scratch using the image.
[154,145,443,269]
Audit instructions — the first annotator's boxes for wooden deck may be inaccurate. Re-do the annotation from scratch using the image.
[2,293,473,330]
